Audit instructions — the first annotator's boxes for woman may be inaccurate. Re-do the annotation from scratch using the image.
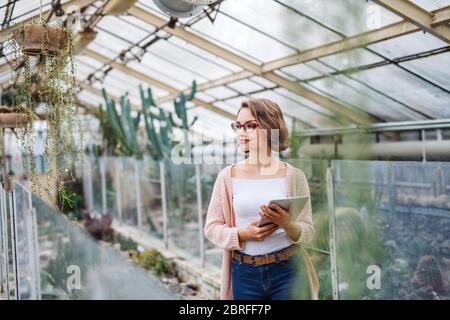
[204,99,319,300]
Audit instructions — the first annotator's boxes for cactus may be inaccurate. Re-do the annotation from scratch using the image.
[413,255,446,295]
[140,81,198,161]
[101,89,142,158]
[100,81,197,161]
[174,81,198,129]
[140,86,172,161]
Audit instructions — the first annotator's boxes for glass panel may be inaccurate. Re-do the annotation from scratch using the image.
[13,183,36,300]
[164,160,200,257]
[287,159,332,300]
[318,48,384,71]
[195,92,216,103]
[127,60,185,90]
[7,0,52,25]
[148,39,237,80]
[168,37,243,73]
[400,52,450,92]
[409,0,450,11]
[219,0,341,50]
[139,157,164,239]
[91,156,102,214]
[369,32,448,60]
[76,56,105,70]
[118,157,138,226]
[241,90,338,128]
[332,160,450,300]
[33,192,174,299]
[96,16,150,43]
[88,32,130,58]
[203,86,237,100]
[189,12,295,63]
[308,75,426,122]
[349,65,450,119]
[279,0,402,36]
[274,88,337,118]
[227,79,264,94]
[281,63,325,81]
[104,157,118,219]
[250,76,277,88]
[140,41,211,83]
[201,163,226,269]
[86,42,119,60]
[77,90,105,107]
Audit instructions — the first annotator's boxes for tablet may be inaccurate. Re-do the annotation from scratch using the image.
[257,196,310,227]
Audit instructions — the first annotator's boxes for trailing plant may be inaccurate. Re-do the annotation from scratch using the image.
[7,17,83,200]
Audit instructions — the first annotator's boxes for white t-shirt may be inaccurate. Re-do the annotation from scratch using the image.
[232,177,292,256]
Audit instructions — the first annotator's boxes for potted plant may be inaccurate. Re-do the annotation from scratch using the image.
[6,16,82,203]
[13,23,68,56]
[0,106,30,128]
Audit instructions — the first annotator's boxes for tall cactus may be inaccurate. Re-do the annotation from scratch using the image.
[100,81,198,161]
[101,89,142,158]
[140,80,198,161]
[174,81,198,129]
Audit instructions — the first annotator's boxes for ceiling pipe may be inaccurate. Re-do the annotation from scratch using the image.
[299,140,450,159]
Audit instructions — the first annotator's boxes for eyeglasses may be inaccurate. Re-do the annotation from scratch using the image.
[231,120,258,133]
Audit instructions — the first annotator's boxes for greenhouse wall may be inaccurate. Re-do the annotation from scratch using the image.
[2,158,448,300]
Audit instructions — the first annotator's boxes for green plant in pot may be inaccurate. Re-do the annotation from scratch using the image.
[6,17,82,203]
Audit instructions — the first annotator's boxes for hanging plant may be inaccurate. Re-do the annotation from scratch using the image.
[0,106,31,128]
[6,15,83,203]
[12,23,68,57]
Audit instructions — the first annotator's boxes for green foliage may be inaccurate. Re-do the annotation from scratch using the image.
[100,81,198,161]
[102,89,142,158]
[9,18,83,198]
[58,186,83,214]
[132,248,173,276]
[115,234,138,252]
[174,82,198,130]
[288,118,303,159]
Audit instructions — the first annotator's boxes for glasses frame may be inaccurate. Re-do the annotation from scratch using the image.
[231,120,258,133]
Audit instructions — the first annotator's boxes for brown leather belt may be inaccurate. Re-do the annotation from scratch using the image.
[232,245,299,266]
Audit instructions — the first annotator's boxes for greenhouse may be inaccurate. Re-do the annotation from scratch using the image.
[0,0,449,302]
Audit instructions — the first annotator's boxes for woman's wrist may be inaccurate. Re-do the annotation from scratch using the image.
[238,228,249,241]
[279,220,294,231]
[283,221,301,241]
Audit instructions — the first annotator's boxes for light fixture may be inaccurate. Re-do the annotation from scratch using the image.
[152,0,219,19]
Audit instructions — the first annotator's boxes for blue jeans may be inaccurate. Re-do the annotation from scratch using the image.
[231,251,299,300]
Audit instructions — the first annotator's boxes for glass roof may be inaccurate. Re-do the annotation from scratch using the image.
[0,0,449,138]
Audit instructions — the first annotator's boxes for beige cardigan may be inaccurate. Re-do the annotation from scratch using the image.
[204,162,319,300]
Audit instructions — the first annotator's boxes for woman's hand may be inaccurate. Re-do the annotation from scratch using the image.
[260,204,302,242]
[260,204,292,230]
[238,219,279,241]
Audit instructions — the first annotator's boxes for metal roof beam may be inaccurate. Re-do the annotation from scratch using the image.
[0,0,97,43]
[82,49,235,120]
[129,5,375,125]
[373,0,450,44]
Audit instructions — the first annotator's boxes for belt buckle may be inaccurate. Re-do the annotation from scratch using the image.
[264,254,270,265]
[275,252,280,263]
[251,256,257,266]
